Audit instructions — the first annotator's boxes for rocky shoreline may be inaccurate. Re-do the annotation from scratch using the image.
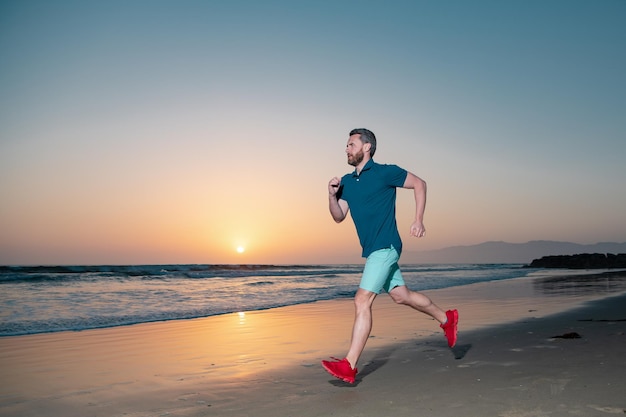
[528,253,626,268]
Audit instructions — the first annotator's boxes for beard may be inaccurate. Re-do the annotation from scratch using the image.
[347,149,364,167]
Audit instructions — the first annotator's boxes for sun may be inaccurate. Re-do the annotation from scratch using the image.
[236,246,245,254]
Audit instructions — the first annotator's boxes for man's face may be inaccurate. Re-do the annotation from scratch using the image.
[346,135,365,167]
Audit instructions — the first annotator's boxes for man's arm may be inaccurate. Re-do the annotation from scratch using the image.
[403,172,427,238]
[328,177,349,223]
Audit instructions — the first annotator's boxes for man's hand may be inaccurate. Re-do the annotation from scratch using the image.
[410,221,426,238]
[328,177,341,196]
[328,177,348,222]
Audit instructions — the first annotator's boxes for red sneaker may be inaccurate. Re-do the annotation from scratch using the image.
[321,357,357,384]
[440,309,459,348]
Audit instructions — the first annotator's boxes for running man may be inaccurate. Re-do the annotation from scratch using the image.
[322,128,458,384]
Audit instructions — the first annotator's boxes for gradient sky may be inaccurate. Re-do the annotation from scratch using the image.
[1,0,625,265]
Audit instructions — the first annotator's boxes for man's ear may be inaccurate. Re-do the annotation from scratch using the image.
[363,143,371,154]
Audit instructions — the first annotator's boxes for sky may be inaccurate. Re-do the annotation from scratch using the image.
[1,0,625,265]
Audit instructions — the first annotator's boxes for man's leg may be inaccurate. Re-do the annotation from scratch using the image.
[346,288,377,369]
[322,248,394,383]
[388,285,447,323]
[389,285,459,347]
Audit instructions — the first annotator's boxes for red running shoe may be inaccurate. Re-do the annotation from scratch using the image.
[440,309,459,348]
[321,357,357,384]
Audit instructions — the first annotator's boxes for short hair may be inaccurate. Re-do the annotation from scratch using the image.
[349,128,377,157]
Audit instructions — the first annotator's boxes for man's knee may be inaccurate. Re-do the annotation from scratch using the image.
[354,289,376,309]
[389,286,410,305]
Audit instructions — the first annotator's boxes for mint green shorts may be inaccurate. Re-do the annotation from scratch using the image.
[359,246,406,294]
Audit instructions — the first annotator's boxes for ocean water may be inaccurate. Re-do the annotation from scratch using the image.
[0,264,532,337]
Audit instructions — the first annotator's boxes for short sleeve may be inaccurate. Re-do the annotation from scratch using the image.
[383,164,408,187]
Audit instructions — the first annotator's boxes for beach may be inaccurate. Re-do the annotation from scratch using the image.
[1,271,625,417]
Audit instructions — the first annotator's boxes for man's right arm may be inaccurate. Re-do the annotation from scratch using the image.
[328,177,349,223]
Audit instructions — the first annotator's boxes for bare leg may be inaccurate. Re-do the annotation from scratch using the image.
[389,285,447,323]
[345,288,377,369]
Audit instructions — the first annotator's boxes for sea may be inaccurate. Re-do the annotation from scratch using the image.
[0,263,534,337]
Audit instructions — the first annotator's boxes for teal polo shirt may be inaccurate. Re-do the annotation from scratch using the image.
[337,159,408,258]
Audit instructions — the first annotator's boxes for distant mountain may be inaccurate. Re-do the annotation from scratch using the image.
[404,241,626,264]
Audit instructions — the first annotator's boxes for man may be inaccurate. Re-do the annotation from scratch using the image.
[322,128,458,384]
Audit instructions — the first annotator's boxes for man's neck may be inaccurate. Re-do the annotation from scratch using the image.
[355,157,371,174]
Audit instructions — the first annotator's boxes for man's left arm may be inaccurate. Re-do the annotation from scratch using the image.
[402,172,427,238]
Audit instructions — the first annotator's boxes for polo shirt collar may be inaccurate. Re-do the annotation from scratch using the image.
[352,159,375,177]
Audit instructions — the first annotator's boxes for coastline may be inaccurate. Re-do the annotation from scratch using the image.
[1,271,625,416]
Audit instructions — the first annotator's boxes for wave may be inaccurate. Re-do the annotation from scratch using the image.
[0,264,361,283]
[245,281,275,286]
[0,289,359,337]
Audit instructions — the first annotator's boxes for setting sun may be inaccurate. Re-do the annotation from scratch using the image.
[236,246,245,254]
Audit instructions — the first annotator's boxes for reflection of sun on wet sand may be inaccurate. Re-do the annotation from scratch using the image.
[1,272,625,417]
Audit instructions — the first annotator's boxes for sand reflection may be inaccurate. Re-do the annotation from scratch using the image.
[534,270,626,296]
